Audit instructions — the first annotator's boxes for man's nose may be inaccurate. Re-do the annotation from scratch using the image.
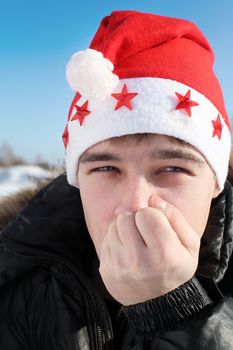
[114,176,155,216]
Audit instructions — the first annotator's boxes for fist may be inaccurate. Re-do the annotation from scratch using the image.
[99,197,200,305]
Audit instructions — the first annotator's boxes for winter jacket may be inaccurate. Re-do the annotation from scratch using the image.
[0,173,233,349]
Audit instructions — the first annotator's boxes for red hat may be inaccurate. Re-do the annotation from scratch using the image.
[63,10,231,189]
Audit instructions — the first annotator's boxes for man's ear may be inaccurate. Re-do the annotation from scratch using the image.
[76,176,80,189]
[76,165,80,188]
[212,180,221,199]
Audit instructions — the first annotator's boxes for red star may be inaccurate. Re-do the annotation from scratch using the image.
[68,92,82,121]
[212,114,223,140]
[111,83,138,110]
[175,89,199,116]
[62,124,69,148]
[71,100,91,126]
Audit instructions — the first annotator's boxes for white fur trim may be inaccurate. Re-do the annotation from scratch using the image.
[65,77,231,190]
[66,48,119,100]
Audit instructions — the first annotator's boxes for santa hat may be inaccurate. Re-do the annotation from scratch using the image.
[62,10,231,190]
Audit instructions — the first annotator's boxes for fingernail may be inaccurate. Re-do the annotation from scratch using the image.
[154,198,167,211]
[124,211,134,216]
[115,211,134,219]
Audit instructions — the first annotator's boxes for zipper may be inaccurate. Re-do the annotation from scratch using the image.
[0,242,114,350]
[115,306,128,347]
[42,256,114,349]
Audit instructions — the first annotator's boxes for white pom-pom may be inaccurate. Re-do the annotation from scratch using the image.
[66,48,119,100]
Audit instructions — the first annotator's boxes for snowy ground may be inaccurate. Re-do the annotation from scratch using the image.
[0,165,53,197]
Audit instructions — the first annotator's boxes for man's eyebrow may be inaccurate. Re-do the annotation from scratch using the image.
[150,149,205,165]
[79,152,121,163]
[79,149,205,165]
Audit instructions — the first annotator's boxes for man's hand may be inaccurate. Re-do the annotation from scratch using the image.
[99,197,201,305]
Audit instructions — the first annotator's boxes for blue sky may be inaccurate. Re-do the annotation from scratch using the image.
[0,0,232,165]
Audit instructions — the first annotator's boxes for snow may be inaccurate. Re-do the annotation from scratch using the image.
[0,165,53,197]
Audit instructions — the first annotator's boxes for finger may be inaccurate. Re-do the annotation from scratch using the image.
[101,220,124,260]
[101,220,130,270]
[135,207,176,248]
[116,211,147,251]
[107,220,125,247]
[152,196,200,252]
[99,228,111,262]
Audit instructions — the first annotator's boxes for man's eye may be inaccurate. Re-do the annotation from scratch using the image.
[161,166,187,174]
[92,166,116,172]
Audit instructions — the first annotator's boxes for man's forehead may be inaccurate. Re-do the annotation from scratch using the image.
[90,134,196,153]
[80,134,206,165]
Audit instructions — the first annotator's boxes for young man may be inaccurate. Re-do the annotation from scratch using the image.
[0,10,232,349]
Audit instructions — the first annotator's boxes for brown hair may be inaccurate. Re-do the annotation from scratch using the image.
[106,133,187,147]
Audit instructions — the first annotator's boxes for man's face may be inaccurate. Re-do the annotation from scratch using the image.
[77,134,220,258]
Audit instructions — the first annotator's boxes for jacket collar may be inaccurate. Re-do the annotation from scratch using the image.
[0,174,95,287]
[198,181,233,285]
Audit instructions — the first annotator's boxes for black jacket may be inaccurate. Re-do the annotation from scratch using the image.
[1,173,233,349]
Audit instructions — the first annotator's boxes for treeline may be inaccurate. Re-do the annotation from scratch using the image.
[0,143,53,170]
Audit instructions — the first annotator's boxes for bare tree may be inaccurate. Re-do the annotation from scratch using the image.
[0,143,26,166]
